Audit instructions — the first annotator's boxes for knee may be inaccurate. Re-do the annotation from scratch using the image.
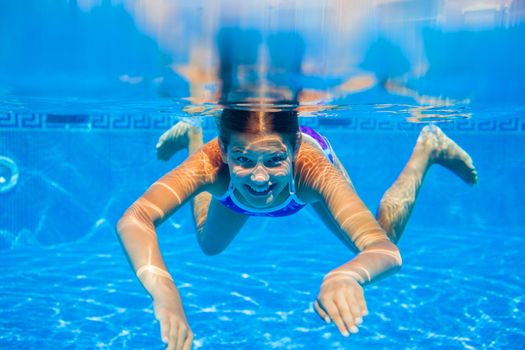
[198,241,226,256]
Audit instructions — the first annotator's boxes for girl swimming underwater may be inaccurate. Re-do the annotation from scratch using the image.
[116,108,477,350]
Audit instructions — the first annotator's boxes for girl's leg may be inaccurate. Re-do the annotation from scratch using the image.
[376,125,477,243]
[156,121,204,160]
[312,125,477,249]
[156,121,249,255]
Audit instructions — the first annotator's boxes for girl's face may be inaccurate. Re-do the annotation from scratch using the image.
[222,132,295,208]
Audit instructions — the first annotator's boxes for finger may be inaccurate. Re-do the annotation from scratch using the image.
[182,330,194,350]
[314,300,330,323]
[345,291,362,323]
[166,318,178,350]
[354,286,368,316]
[323,299,349,337]
[334,295,356,335]
[176,324,188,350]
[159,318,170,345]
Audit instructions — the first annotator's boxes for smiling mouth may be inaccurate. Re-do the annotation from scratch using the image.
[245,184,277,197]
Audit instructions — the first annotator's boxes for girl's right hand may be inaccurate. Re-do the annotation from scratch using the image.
[153,293,193,350]
[314,273,368,337]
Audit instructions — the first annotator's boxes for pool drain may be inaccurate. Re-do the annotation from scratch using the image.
[0,156,19,193]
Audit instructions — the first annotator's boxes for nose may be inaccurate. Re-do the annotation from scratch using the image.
[250,164,269,183]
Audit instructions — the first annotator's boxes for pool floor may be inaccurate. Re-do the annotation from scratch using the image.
[2,216,523,350]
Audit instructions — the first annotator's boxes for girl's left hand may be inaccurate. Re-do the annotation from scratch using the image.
[314,275,369,337]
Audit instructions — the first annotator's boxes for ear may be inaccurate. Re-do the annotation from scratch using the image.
[293,132,302,159]
[219,139,228,164]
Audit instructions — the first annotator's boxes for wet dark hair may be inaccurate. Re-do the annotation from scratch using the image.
[218,108,300,150]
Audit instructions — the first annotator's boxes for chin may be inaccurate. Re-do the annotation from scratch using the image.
[247,187,286,207]
[244,194,275,208]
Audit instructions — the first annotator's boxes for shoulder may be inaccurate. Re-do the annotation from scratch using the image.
[178,138,229,194]
[294,141,343,203]
[169,138,226,187]
[139,138,227,207]
[192,137,223,167]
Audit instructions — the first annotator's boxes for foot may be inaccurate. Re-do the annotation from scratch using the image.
[156,122,191,161]
[417,125,478,185]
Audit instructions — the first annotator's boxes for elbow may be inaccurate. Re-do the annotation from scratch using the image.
[115,204,156,236]
[374,239,403,273]
[393,258,402,274]
[115,215,130,238]
[391,244,403,273]
[115,216,126,235]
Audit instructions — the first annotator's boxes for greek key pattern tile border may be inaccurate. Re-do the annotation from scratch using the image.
[0,114,180,131]
[1,113,524,133]
[301,117,525,133]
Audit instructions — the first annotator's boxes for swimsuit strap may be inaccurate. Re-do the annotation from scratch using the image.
[289,165,298,195]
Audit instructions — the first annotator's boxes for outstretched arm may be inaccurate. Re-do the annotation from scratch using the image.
[116,139,222,349]
[295,144,402,336]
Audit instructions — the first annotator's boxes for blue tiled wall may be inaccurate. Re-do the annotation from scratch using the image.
[1,113,524,133]
[1,115,524,250]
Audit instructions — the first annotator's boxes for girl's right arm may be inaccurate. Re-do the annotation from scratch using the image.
[115,139,223,349]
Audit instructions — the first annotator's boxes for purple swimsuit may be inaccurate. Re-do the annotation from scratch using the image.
[216,126,335,217]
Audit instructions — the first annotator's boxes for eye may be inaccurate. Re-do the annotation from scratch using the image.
[236,156,252,165]
[266,155,286,166]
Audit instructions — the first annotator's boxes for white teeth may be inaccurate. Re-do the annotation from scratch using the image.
[249,185,270,193]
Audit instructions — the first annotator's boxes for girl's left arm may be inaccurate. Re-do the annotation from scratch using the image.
[296,145,402,336]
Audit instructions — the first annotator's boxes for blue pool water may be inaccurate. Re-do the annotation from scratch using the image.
[2,119,524,349]
[2,1,525,349]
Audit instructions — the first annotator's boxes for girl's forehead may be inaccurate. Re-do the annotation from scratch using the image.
[228,132,290,153]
